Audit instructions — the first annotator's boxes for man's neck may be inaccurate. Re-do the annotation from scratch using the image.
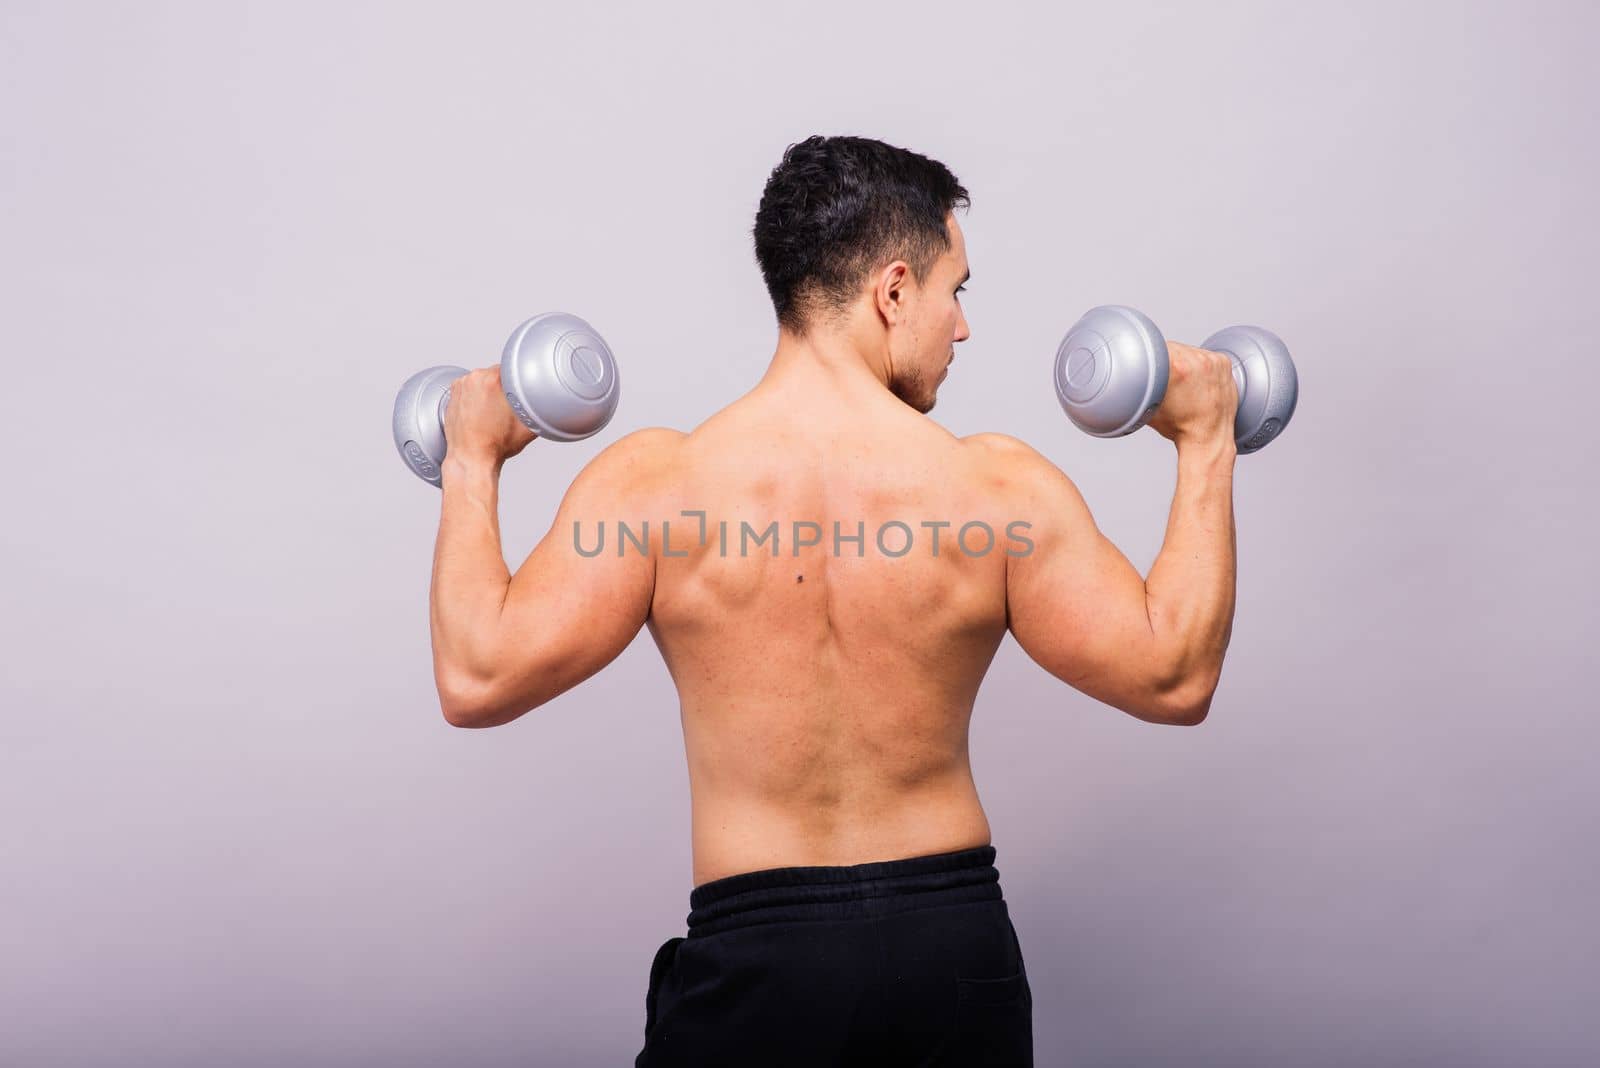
[761,324,892,397]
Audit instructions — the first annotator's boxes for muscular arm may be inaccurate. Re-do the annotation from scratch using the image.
[973,432,1237,725]
[1144,437,1238,720]
[429,427,680,728]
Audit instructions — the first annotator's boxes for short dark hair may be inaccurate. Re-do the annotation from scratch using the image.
[752,135,970,335]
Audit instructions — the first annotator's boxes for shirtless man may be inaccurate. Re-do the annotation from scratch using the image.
[425,135,1239,1066]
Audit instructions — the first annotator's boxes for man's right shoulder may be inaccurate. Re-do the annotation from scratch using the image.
[960,431,1040,461]
[959,432,1090,517]
[960,431,1059,485]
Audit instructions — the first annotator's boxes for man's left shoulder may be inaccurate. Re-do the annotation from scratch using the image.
[574,426,686,495]
[598,426,688,462]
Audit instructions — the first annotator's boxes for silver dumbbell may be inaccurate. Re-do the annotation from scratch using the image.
[1053,305,1297,453]
[392,312,621,485]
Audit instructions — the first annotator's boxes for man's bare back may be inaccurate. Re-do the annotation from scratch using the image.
[639,376,1013,887]
[625,345,1238,887]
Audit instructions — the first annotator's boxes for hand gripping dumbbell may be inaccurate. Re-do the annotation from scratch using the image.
[392,311,621,485]
[1053,305,1297,453]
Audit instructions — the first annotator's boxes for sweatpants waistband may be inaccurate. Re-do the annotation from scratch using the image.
[685,844,1002,937]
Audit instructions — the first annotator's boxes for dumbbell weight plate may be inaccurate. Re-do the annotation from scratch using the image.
[500,312,620,442]
[392,364,469,486]
[1198,325,1298,454]
[1054,305,1170,438]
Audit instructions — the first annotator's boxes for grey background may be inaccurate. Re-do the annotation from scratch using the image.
[2,1,1596,1064]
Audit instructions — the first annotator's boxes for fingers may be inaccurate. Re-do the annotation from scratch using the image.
[1167,345,1236,400]
[1167,342,1229,377]
[448,366,507,404]
[475,366,538,444]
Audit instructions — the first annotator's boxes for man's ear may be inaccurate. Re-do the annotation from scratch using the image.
[875,260,910,324]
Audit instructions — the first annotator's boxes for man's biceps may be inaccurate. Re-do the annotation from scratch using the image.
[498,555,650,688]
[508,542,650,625]
[1009,535,1150,654]
[1022,527,1144,601]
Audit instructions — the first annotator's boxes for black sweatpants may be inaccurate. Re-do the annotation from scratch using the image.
[635,844,1032,1066]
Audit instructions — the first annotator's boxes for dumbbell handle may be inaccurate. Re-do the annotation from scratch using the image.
[1222,356,1248,398]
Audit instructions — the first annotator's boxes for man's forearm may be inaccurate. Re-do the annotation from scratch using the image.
[430,453,513,698]
[1144,435,1238,705]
